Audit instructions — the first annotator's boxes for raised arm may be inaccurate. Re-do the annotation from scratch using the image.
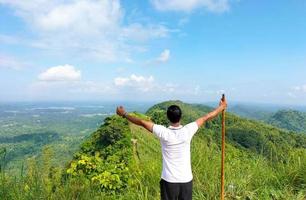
[196,96,227,128]
[116,106,154,132]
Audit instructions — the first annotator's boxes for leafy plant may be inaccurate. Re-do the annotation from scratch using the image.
[65,116,132,193]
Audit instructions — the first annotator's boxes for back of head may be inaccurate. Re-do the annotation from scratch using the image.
[167,105,182,123]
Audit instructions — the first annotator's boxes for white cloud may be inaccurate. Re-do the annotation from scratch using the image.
[157,49,171,63]
[0,0,171,62]
[114,77,130,86]
[151,0,230,12]
[122,24,170,42]
[146,49,171,65]
[161,83,178,93]
[36,1,121,33]
[114,74,154,92]
[287,92,296,98]
[293,85,306,93]
[28,71,207,101]
[0,0,121,34]
[0,54,27,70]
[38,64,81,82]
[114,75,201,97]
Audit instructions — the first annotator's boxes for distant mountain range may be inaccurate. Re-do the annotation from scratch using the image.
[268,110,306,133]
[229,104,306,133]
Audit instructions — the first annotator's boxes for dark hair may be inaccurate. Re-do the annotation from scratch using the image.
[167,105,182,123]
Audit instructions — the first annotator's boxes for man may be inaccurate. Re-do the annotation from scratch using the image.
[116,97,227,200]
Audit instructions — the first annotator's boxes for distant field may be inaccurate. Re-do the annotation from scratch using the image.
[0,102,151,172]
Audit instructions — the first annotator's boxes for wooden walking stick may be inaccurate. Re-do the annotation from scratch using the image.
[220,94,226,200]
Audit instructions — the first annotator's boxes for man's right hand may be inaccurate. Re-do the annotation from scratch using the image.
[196,95,227,127]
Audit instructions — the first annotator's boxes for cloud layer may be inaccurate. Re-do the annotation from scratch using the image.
[0,54,25,70]
[157,49,171,63]
[0,0,170,62]
[114,74,154,92]
[293,85,306,93]
[38,65,81,82]
[151,0,230,12]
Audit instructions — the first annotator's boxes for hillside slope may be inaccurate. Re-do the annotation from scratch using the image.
[229,105,306,134]
[1,101,305,200]
[268,110,306,133]
[66,101,306,199]
[228,104,273,121]
[131,101,306,199]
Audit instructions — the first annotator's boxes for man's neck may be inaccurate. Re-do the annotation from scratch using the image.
[170,122,181,127]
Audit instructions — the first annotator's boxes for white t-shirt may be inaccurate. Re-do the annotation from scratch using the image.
[152,122,199,183]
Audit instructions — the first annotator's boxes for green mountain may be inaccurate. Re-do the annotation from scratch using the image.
[228,104,273,121]
[268,110,306,133]
[1,101,306,199]
[229,105,306,134]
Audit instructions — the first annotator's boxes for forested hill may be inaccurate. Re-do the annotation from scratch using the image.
[229,105,306,134]
[268,110,306,133]
[228,104,273,121]
[1,101,305,199]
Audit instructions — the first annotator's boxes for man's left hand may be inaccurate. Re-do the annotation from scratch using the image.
[116,106,126,117]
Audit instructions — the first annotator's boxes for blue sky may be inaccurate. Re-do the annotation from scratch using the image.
[0,0,306,105]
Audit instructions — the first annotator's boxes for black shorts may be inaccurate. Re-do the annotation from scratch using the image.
[160,179,193,200]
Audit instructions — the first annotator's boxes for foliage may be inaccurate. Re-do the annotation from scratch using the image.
[229,106,306,134]
[268,110,306,133]
[65,116,132,193]
[0,101,305,199]
[0,102,113,172]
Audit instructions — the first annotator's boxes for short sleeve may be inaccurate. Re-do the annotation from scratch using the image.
[153,124,169,141]
[185,122,199,138]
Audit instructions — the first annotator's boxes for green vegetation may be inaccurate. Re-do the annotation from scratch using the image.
[0,101,305,199]
[0,104,109,173]
[229,105,306,134]
[228,104,273,121]
[66,116,132,193]
[0,132,59,164]
[268,110,306,133]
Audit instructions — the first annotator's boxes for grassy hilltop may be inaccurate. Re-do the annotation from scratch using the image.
[1,101,305,199]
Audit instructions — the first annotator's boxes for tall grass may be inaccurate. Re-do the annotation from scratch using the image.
[129,124,306,200]
[0,123,305,200]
